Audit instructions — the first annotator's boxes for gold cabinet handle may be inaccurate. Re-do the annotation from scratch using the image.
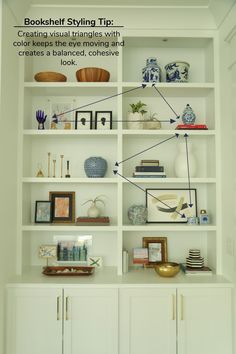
[66,296,69,320]
[181,294,184,321]
[57,296,60,321]
[172,294,176,321]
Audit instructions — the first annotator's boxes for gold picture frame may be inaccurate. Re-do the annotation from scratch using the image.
[142,237,168,268]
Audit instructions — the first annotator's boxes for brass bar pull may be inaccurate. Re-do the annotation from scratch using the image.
[66,296,69,320]
[172,294,176,321]
[57,296,60,321]
[181,294,184,321]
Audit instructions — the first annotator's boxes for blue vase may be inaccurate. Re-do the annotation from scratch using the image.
[84,157,107,178]
[142,57,161,83]
[181,104,196,124]
[165,61,190,82]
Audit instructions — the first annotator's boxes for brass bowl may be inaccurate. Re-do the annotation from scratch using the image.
[76,67,110,82]
[34,71,67,82]
[155,262,180,277]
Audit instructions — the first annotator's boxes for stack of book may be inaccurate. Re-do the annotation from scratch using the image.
[181,249,213,275]
[133,159,166,178]
[76,216,110,226]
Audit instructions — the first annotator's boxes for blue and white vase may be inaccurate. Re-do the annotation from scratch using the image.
[128,205,147,225]
[142,57,161,83]
[165,61,190,82]
[84,157,107,178]
[181,104,196,124]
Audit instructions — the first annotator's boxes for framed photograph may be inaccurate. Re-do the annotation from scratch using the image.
[142,237,168,267]
[95,111,112,130]
[35,201,52,223]
[54,235,92,263]
[75,111,93,130]
[50,102,73,130]
[49,191,75,223]
[146,188,197,223]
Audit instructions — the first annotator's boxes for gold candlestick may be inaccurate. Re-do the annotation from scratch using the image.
[53,159,56,178]
[48,152,51,177]
[60,155,64,178]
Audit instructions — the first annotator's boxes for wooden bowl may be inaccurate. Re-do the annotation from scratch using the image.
[34,72,67,82]
[155,262,180,277]
[76,67,110,82]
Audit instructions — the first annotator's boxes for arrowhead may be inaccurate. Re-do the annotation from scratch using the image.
[184,133,189,137]
[142,84,147,88]
[170,119,176,124]
[152,83,156,87]
[175,133,179,138]
[181,214,186,218]
[189,203,193,208]
[113,170,118,175]
[115,162,119,167]
[176,115,180,119]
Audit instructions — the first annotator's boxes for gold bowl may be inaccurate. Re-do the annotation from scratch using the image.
[155,262,180,277]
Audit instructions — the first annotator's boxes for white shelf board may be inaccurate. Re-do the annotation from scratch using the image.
[22,177,118,184]
[123,225,217,232]
[23,130,118,136]
[122,177,216,184]
[122,129,216,136]
[22,224,118,232]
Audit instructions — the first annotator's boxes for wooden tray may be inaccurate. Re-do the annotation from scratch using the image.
[42,266,95,276]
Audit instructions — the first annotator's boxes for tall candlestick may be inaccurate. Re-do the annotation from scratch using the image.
[60,155,64,178]
[65,160,71,178]
[53,159,56,178]
[47,152,51,177]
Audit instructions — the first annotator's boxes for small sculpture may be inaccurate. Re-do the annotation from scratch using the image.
[82,195,106,218]
[36,163,44,177]
[36,110,47,130]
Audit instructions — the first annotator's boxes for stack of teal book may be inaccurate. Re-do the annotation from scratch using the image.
[133,159,166,178]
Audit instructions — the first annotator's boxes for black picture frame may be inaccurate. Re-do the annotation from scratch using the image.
[49,191,75,223]
[95,111,112,130]
[146,188,197,223]
[75,111,93,130]
[35,201,52,223]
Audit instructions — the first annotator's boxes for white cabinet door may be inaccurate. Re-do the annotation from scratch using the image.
[63,288,118,354]
[6,287,63,354]
[178,287,232,354]
[119,288,176,354]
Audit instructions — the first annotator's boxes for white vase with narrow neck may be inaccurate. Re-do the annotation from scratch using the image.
[174,142,197,178]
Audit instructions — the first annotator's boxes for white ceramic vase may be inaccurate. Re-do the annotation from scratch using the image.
[127,112,145,129]
[87,202,100,217]
[174,142,197,177]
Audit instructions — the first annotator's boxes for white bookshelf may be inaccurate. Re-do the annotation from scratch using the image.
[17,31,220,276]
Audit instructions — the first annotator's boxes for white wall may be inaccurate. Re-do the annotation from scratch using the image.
[0,2,19,354]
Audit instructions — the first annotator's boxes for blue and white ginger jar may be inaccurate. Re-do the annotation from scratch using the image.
[142,57,161,83]
[165,61,190,82]
[181,104,196,124]
[128,204,147,225]
[84,157,107,178]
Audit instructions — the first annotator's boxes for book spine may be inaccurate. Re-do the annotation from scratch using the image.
[135,166,164,172]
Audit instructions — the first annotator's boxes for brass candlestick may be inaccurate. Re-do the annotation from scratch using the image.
[48,152,51,177]
[65,160,71,178]
[60,155,64,178]
[53,159,56,178]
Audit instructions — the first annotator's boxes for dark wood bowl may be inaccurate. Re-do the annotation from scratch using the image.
[76,67,110,82]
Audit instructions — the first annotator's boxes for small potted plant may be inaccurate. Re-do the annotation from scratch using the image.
[127,101,147,129]
[144,112,162,129]
[82,195,106,218]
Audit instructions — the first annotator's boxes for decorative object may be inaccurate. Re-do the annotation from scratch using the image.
[76,67,110,82]
[36,163,44,177]
[199,209,209,224]
[75,111,92,130]
[50,102,73,130]
[48,152,51,177]
[82,195,106,218]
[155,262,180,277]
[34,71,67,82]
[95,111,112,130]
[54,235,92,262]
[53,159,56,178]
[144,113,162,129]
[142,237,168,267]
[181,104,196,124]
[187,216,199,225]
[49,191,75,223]
[42,266,94,276]
[88,256,103,268]
[186,249,204,268]
[60,155,64,178]
[165,61,190,82]
[36,110,47,130]
[128,204,147,225]
[133,248,148,265]
[146,188,197,223]
[65,160,71,178]
[76,216,110,226]
[84,156,107,178]
[35,201,52,223]
[176,124,208,130]
[127,101,147,129]
[133,160,166,178]
[174,142,197,177]
[122,250,129,273]
[142,57,161,82]
[39,245,57,266]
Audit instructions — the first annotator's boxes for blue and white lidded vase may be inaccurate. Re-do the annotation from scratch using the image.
[84,156,107,178]
[181,104,196,124]
[165,61,190,82]
[142,57,161,83]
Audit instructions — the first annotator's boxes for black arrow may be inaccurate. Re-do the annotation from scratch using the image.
[114,170,185,218]
[56,85,146,117]
[52,118,176,124]
[117,134,179,166]
[184,133,193,207]
[152,84,180,119]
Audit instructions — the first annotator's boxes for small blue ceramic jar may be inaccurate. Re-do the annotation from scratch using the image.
[84,157,107,178]
[181,104,196,124]
[142,57,161,83]
[165,61,190,82]
[199,210,209,224]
